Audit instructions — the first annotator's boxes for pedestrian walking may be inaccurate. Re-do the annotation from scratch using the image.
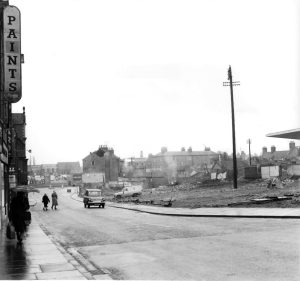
[9,192,28,244]
[51,190,58,210]
[42,193,50,211]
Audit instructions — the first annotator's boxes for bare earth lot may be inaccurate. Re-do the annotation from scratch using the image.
[105,179,300,208]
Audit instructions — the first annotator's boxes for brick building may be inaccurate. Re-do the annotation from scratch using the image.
[146,146,218,182]
[28,164,57,176]
[56,162,81,174]
[261,141,300,164]
[124,151,147,178]
[82,145,120,182]
[11,108,27,185]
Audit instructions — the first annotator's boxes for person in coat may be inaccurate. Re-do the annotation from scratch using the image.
[9,192,28,244]
[51,190,58,210]
[42,193,50,211]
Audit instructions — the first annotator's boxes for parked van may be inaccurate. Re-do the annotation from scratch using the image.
[114,185,142,199]
[83,189,105,208]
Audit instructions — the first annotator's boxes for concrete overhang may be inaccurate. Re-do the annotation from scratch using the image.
[266,128,300,140]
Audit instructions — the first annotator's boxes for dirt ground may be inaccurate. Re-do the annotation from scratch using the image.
[105,178,300,208]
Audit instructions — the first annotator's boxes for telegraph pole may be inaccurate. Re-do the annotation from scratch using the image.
[247,139,252,166]
[223,66,239,189]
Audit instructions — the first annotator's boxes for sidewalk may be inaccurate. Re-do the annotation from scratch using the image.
[109,202,300,218]
[71,193,300,218]
[0,217,91,280]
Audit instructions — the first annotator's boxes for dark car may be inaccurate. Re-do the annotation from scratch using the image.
[83,189,105,208]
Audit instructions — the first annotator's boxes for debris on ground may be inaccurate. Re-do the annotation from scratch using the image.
[104,177,300,208]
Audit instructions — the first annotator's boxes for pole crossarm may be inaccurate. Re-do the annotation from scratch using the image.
[223,81,240,86]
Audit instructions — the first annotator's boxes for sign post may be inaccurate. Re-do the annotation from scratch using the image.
[0,2,23,219]
[3,5,22,103]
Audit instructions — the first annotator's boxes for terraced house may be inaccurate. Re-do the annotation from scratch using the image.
[261,141,300,164]
[146,146,218,182]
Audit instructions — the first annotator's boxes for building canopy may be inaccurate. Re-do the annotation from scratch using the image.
[266,128,300,140]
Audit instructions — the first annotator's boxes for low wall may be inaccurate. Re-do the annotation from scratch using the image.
[261,166,281,179]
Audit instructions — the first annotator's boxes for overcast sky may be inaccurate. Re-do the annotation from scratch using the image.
[11,0,300,164]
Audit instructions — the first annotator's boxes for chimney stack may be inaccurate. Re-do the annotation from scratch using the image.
[289,141,296,150]
[271,146,276,153]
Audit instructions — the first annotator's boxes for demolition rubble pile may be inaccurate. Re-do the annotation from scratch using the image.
[265,177,295,189]
[112,177,300,208]
[229,177,300,207]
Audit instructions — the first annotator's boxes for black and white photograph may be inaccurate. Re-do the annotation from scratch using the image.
[0,0,300,280]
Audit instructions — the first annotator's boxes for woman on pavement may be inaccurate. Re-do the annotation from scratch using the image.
[51,190,58,210]
[42,193,50,211]
[9,192,28,244]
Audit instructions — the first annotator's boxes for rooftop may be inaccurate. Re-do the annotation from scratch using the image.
[155,151,217,157]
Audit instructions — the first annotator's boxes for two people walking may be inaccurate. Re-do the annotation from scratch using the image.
[8,189,59,245]
[42,190,58,211]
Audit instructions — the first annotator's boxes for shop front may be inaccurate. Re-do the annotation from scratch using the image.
[0,122,9,230]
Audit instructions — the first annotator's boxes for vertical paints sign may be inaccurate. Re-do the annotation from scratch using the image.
[3,6,21,103]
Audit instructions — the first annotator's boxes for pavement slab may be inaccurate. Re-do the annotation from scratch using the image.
[29,256,67,266]
[26,246,59,254]
[4,265,42,275]
[36,270,86,280]
[93,274,113,280]
[3,273,38,280]
[40,262,75,272]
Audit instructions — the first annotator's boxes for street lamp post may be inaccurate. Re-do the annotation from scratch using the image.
[27,149,32,166]
[223,66,240,189]
[26,149,32,185]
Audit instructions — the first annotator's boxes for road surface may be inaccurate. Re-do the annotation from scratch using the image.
[30,187,300,280]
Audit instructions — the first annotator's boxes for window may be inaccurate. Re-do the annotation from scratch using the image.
[88,191,101,197]
[92,161,95,166]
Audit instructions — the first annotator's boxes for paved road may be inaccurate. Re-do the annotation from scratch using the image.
[30,188,300,280]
